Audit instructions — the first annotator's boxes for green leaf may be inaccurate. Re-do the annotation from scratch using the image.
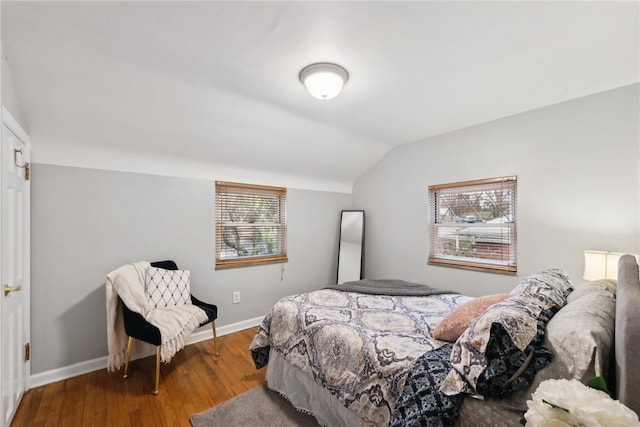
[586,376,611,396]
[519,417,527,425]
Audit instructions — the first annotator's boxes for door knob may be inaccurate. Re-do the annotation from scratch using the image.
[4,284,22,297]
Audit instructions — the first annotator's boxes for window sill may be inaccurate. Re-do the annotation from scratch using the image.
[215,255,288,270]
[428,257,517,275]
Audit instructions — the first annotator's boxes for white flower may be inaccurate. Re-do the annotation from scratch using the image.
[524,378,640,427]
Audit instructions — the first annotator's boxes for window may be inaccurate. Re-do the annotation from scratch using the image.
[428,176,517,274]
[215,181,287,269]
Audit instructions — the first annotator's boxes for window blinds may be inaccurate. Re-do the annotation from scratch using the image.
[215,181,287,268]
[428,176,517,273]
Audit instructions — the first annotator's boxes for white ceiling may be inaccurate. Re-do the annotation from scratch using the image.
[2,1,638,192]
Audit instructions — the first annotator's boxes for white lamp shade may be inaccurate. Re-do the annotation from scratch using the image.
[605,253,623,279]
[299,63,349,100]
[583,251,609,280]
[583,250,638,281]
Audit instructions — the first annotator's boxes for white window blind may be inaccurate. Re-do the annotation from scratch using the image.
[215,181,287,269]
[428,176,517,274]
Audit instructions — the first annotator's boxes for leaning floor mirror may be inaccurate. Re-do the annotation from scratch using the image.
[337,210,365,284]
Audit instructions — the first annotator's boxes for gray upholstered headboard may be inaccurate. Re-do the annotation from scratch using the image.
[615,254,640,415]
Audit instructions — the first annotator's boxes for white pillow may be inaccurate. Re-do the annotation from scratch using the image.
[145,267,191,308]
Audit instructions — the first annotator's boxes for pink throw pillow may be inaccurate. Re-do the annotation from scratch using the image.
[433,294,510,342]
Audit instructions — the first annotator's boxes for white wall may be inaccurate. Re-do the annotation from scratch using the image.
[30,164,351,374]
[353,84,639,296]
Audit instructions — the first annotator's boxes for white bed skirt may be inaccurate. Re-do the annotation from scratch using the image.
[266,348,369,427]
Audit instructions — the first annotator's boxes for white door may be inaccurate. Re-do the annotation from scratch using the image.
[0,109,30,427]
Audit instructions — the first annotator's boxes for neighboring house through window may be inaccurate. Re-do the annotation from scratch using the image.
[428,176,517,274]
[215,181,287,268]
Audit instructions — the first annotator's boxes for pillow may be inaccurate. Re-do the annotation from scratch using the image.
[440,269,571,397]
[474,307,555,396]
[539,280,615,382]
[495,279,616,411]
[433,294,510,342]
[145,266,191,308]
[567,279,615,303]
[510,268,573,303]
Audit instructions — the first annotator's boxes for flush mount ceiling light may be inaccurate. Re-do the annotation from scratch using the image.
[299,63,349,100]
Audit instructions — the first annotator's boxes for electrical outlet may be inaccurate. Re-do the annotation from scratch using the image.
[232,291,241,304]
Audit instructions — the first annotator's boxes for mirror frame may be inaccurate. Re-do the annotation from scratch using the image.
[336,210,365,284]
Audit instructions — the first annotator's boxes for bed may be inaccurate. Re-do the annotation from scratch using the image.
[249,255,640,426]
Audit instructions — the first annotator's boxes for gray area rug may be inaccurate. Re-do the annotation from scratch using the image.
[190,383,321,426]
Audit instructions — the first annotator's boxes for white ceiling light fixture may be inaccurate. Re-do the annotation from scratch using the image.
[299,63,349,100]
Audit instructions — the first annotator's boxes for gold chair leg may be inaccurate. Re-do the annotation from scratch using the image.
[123,337,133,378]
[153,347,161,395]
[212,321,219,356]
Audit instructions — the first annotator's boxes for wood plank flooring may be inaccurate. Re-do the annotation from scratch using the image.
[10,327,266,427]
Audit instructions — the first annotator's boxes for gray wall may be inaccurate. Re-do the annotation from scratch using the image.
[26,85,640,374]
[353,84,639,296]
[31,164,351,374]
[2,52,22,125]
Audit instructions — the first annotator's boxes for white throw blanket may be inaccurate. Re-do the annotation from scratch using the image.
[105,261,208,372]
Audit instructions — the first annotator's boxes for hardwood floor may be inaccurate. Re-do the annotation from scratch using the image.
[11,327,266,427]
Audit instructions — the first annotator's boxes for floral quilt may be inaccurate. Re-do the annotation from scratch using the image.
[249,286,470,426]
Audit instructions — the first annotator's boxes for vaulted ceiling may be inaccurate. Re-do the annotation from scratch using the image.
[2,1,638,191]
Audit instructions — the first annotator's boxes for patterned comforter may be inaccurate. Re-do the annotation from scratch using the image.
[249,283,471,426]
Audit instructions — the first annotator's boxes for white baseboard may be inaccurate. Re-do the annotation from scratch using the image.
[29,316,264,389]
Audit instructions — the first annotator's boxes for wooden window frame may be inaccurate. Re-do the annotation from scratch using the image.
[428,176,517,274]
[215,181,287,269]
